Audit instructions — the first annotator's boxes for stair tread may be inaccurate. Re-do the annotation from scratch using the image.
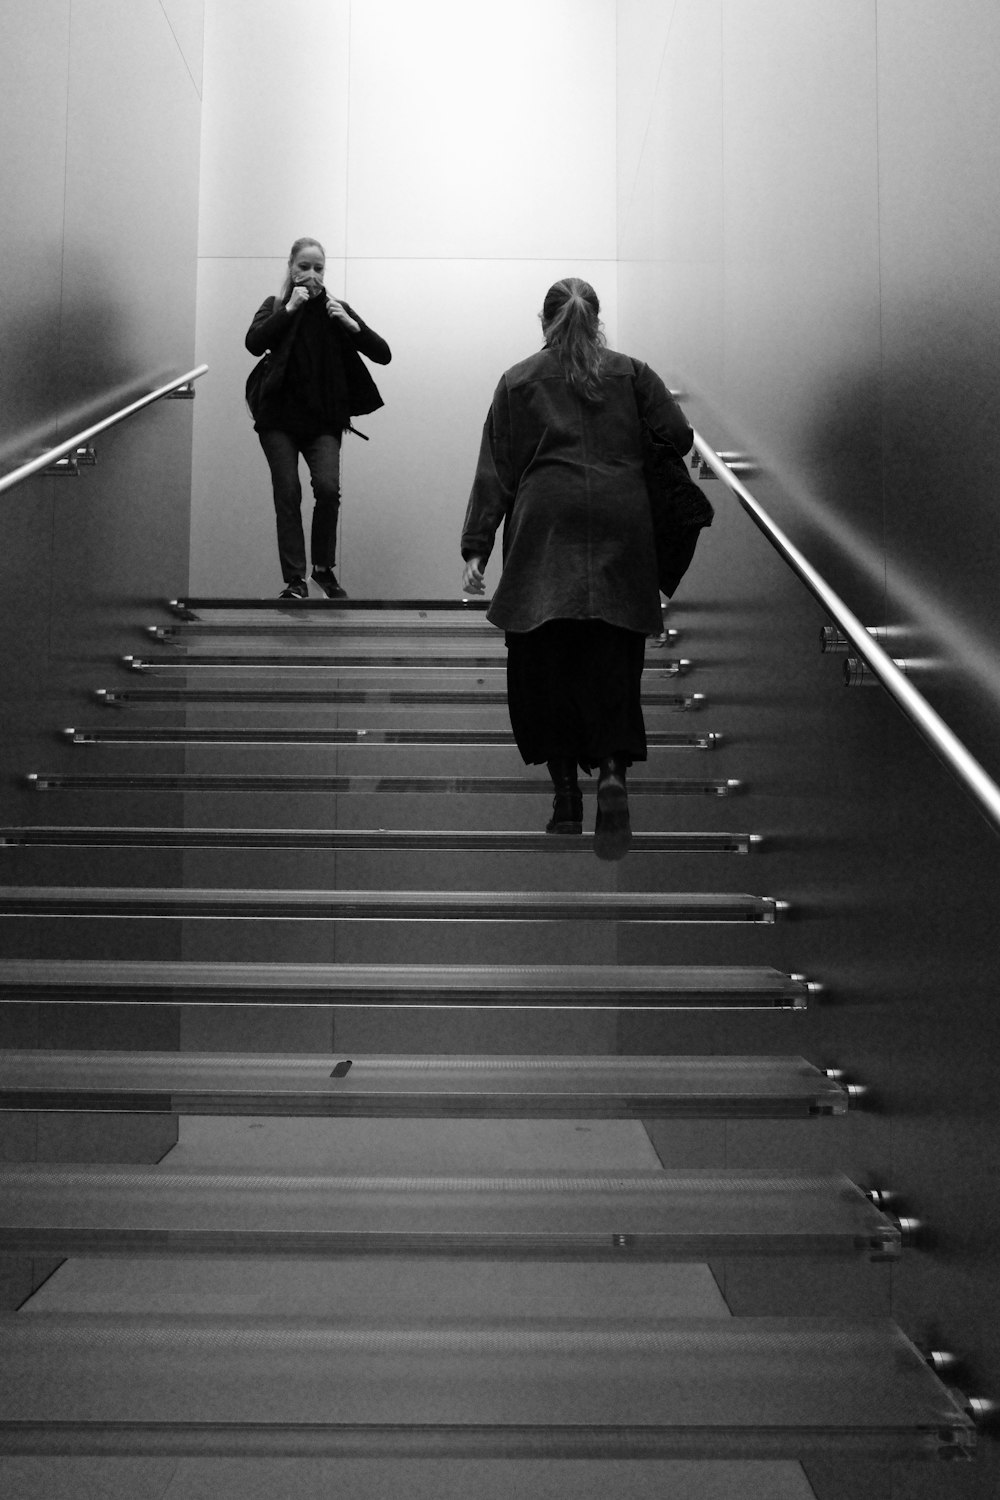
[157,620,503,638]
[0,1313,972,1458]
[123,654,686,671]
[0,1164,898,1259]
[94,686,704,707]
[0,1051,844,1116]
[169,597,493,614]
[0,960,808,1008]
[0,826,753,852]
[28,773,738,795]
[0,887,778,921]
[64,727,716,747]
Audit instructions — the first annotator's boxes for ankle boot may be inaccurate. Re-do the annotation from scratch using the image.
[594,755,631,861]
[545,758,583,835]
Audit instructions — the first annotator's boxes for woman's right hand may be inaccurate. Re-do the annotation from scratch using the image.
[462,558,486,595]
[286,285,311,313]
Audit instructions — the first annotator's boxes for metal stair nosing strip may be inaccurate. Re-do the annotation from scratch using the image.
[0,827,755,853]
[150,621,507,640]
[0,1053,847,1118]
[120,655,690,675]
[0,961,813,1008]
[0,888,782,923]
[0,1313,975,1459]
[63,727,720,748]
[0,1164,901,1261]
[26,773,740,796]
[168,597,495,614]
[92,686,706,708]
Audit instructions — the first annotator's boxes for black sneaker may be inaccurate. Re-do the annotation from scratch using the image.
[278,578,308,600]
[311,567,347,599]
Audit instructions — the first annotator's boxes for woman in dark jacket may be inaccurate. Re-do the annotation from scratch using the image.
[461,278,694,860]
[246,237,391,599]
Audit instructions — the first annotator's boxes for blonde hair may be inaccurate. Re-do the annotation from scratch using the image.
[540,278,606,402]
[278,237,326,304]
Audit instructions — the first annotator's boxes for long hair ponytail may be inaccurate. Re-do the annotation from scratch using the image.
[540,278,606,402]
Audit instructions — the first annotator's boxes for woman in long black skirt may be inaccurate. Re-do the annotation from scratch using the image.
[461,278,694,860]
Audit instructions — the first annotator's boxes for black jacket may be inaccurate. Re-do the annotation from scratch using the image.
[245,295,391,432]
[461,349,693,634]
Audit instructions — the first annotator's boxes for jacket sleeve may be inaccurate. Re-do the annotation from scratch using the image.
[342,303,391,365]
[245,296,294,356]
[461,379,515,564]
[632,359,694,457]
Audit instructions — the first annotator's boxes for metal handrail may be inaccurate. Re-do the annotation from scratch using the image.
[692,428,1000,837]
[0,364,208,497]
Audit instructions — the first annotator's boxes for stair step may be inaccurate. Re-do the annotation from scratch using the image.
[94,685,705,709]
[0,1165,899,1260]
[62,726,720,748]
[0,888,781,922]
[168,597,494,616]
[0,826,754,853]
[27,772,739,796]
[0,1052,846,1117]
[0,1313,972,1459]
[152,616,680,643]
[153,619,504,640]
[121,655,690,675]
[0,828,749,852]
[0,962,811,1007]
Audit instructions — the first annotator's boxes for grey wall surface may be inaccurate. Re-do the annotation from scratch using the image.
[0,0,205,1293]
[0,0,202,817]
[618,3,1000,1496]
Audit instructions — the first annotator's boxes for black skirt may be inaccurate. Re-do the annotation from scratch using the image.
[505,618,647,771]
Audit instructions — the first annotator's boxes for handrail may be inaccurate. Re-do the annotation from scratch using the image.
[0,364,208,498]
[692,428,1000,837]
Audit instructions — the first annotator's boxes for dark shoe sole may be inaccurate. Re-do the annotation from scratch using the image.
[545,819,584,836]
[594,772,631,860]
[593,807,631,860]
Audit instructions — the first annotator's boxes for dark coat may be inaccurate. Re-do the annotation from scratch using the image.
[461,348,693,634]
[245,295,391,432]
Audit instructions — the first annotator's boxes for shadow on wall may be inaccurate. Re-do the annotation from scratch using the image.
[800,293,1000,779]
[1,248,142,473]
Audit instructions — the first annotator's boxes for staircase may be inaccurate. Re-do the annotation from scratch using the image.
[0,595,977,1476]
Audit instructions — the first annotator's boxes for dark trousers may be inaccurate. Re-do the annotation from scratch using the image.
[258,429,342,582]
[505,618,648,771]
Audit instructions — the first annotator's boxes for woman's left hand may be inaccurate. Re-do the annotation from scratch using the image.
[325,297,360,333]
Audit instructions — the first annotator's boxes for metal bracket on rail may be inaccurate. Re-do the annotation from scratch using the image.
[43,444,97,477]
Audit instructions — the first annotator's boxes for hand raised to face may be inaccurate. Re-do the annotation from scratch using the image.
[324,296,361,334]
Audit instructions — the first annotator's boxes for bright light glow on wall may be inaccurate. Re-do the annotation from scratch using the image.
[192,0,618,596]
[346,0,616,260]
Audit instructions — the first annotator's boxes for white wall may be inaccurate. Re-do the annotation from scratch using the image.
[191,0,618,598]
